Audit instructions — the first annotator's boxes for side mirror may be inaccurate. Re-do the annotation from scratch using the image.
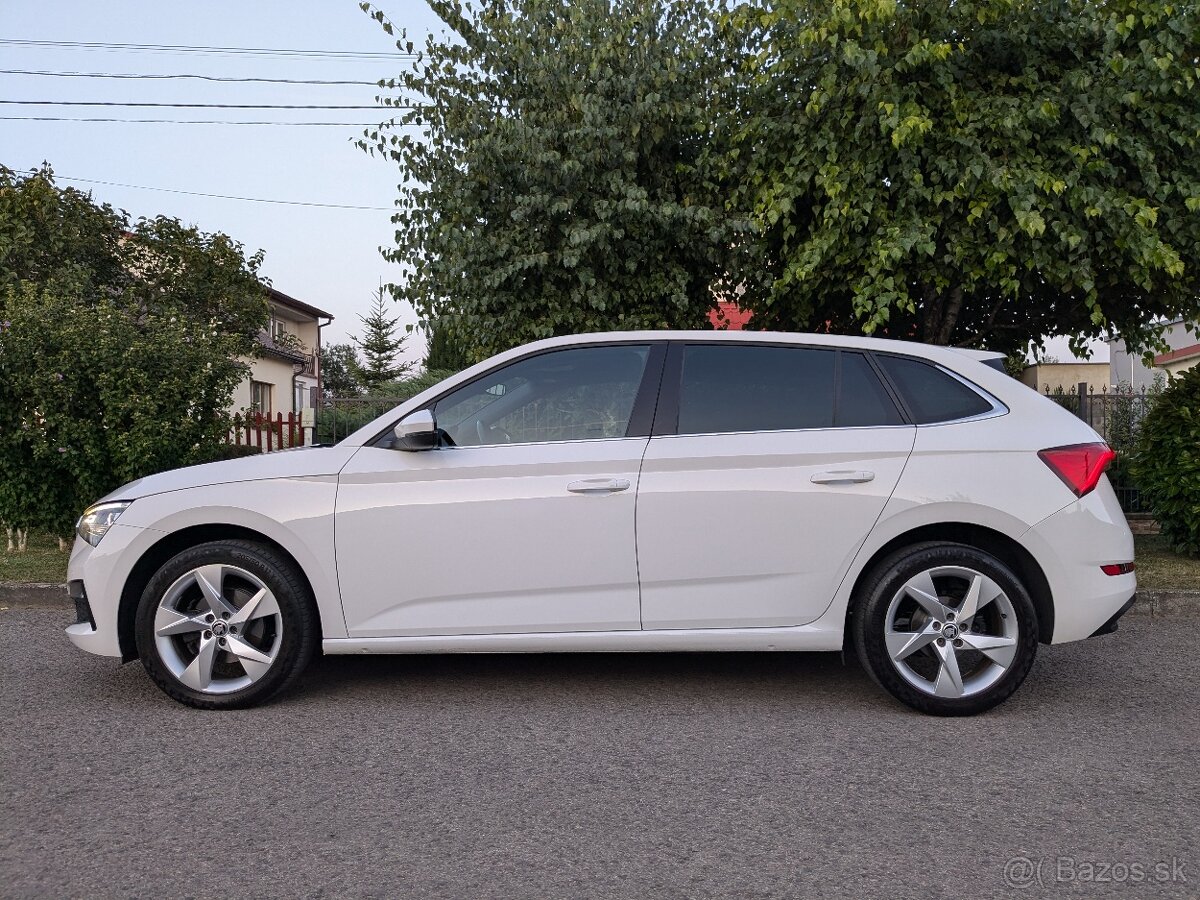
[392,409,439,451]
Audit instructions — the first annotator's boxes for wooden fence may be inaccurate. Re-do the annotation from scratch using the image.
[226,412,308,453]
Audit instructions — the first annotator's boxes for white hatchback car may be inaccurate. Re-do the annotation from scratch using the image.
[67,331,1136,715]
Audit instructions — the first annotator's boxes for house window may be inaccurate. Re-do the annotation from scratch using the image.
[272,318,288,342]
[251,381,273,415]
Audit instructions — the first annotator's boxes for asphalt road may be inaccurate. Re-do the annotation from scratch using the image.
[1,605,1197,899]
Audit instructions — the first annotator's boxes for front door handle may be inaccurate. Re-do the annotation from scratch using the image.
[567,478,631,494]
[810,470,876,485]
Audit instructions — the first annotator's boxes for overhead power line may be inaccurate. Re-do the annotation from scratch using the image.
[52,174,397,210]
[0,39,417,59]
[0,69,383,86]
[0,116,408,126]
[0,100,403,109]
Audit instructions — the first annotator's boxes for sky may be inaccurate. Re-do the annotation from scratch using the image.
[0,0,446,363]
[0,1,1106,365]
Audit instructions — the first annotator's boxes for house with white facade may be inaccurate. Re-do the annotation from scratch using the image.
[229,288,333,419]
[1107,319,1199,389]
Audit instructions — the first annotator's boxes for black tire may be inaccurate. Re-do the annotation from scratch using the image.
[134,540,318,709]
[852,541,1039,716]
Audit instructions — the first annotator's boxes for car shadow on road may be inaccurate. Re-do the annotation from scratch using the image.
[295,648,890,710]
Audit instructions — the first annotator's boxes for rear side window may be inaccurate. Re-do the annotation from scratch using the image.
[838,353,903,427]
[678,345,835,434]
[876,355,993,424]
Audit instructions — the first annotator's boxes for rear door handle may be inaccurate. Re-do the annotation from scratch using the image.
[810,470,875,485]
[567,478,631,494]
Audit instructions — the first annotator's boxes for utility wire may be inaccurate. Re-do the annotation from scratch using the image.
[0,69,384,86]
[0,100,405,109]
[0,39,416,59]
[52,174,397,210]
[0,116,408,125]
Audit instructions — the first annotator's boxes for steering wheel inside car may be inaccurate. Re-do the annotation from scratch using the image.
[475,419,513,445]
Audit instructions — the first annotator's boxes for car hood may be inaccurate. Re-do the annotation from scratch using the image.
[98,445,362,503]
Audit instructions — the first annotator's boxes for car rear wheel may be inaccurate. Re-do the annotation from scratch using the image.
[134,540,317,709]
[853,542,1039,716]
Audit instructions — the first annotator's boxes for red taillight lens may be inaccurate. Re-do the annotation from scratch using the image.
[1038,443,1117,497]
[1101,562,1136,576]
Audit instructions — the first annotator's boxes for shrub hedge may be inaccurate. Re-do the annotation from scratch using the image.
[1131,366,1200,557]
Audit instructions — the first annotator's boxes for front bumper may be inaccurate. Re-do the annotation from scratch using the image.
[64,524,149,658]
[67,579,94,628]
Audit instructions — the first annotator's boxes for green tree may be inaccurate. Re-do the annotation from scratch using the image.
[352,287,413,390]
[423,318,472,373]
[320,341,365,398]
[728,0,1200,356]
[358,0,744,361]
[0,165,268,536]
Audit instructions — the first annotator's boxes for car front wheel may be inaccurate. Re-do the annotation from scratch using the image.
[853,542,1040,716]
[134,540,317,709]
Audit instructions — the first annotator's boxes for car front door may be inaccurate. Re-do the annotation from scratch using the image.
[636,342,916,629]
[335,343,663,638]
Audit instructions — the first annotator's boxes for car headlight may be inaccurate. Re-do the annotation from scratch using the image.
[76,501,133,547]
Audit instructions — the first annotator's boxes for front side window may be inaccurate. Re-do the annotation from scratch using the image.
[433,345,651,446]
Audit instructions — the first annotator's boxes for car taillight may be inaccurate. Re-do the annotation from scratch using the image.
[1038,443,1116,498]
[1101,562,1136,576]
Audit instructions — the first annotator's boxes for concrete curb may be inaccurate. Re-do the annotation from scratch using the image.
[3,582,1199,619]
[1130,590,1200,619]
[0,582,68,608]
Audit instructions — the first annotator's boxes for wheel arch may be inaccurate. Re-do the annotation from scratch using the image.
[843,522,1055,647]
[116,524,317,662]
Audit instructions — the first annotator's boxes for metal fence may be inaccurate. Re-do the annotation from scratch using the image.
[318,396,409,444]
[1041,382,1160,513]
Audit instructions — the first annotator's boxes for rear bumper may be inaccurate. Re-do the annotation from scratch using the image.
[1022,478,1137,645]
[1089,594,1137,638]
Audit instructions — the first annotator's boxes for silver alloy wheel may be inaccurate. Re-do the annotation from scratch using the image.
[884,565,1019,699]
[152,563,283,695]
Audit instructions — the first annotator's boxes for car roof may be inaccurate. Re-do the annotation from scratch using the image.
[341,330,1024,446]
[511,330,996,362]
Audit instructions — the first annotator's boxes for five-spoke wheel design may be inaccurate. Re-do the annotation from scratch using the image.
[854,542,1038,716]
[153,564,283,694]
[136,540,316,709]
[884,566,1018,699]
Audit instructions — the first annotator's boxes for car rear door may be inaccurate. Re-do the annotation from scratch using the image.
[635,342,916,629]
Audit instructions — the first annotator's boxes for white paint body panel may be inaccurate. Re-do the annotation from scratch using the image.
[1024,477,1137,643]
[324,623,841,655]
[65,330,1136,668]
[67,445,358,657]
[636,427,915,628]
[335,440,647,636]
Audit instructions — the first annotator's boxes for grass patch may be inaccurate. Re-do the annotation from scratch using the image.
[3,527,1198,592]
[1134,534,1200,591]
[0,529,71,584]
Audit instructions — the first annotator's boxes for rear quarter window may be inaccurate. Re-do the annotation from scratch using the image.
[876,355,993,424]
